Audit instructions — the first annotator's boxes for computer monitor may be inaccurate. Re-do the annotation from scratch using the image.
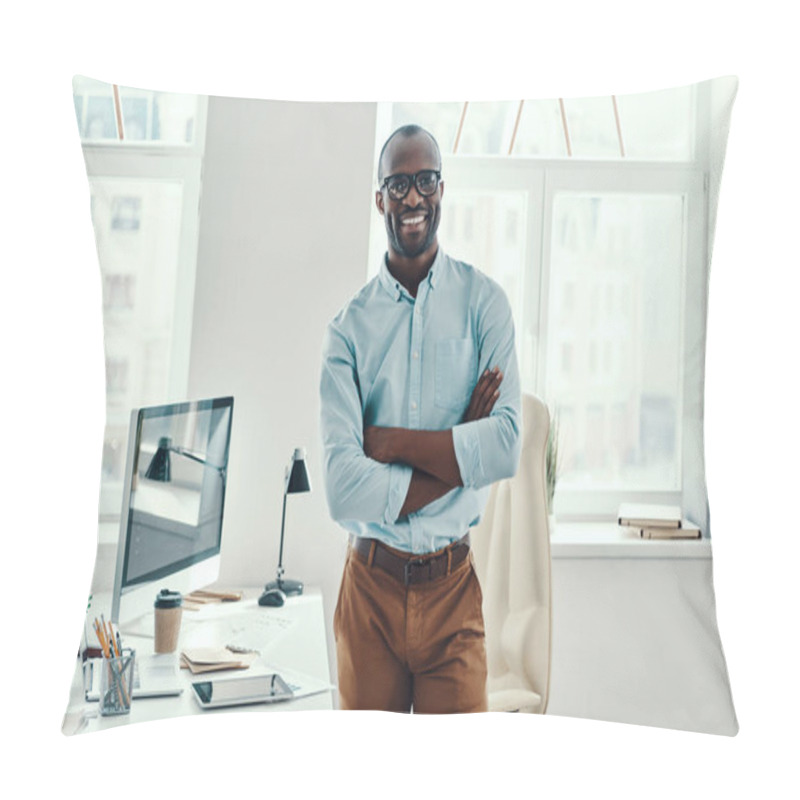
[111,396,234,629]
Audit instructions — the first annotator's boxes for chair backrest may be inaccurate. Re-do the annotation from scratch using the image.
[471,393,552,712]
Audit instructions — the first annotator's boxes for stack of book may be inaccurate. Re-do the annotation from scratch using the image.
[182,589,243,612]
[180,646,258,674]
[617,503,702,539]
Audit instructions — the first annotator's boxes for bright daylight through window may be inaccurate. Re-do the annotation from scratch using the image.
[72,77,206,518]
[371,84,704,521]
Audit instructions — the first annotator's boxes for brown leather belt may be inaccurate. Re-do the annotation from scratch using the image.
[353,534,471,586]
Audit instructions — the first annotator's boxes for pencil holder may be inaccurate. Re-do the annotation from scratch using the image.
[99,648,135,716]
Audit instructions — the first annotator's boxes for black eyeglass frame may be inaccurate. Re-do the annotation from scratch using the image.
[380,170,442,201]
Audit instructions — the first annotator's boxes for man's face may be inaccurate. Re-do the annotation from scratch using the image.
[376,134,444,261]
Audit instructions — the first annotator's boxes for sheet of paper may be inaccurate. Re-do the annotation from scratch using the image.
[182,647,255,664]
[181,605,294,653]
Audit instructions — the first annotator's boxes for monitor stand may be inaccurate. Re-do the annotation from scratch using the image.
[119,610,156,639]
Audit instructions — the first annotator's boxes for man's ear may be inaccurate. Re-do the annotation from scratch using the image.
[439,179,445,201]
[375,189,385,216]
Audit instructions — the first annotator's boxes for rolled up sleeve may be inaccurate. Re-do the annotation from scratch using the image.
[320,322,412,525]
[452,284,522,489]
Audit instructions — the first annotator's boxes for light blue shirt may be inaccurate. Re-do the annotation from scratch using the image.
[319,249,521,554]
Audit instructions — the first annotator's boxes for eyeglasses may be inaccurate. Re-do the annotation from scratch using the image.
[380,170,442,201]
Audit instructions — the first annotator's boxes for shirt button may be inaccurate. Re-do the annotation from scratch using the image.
[413,351,419,359]
[411,401,418,410]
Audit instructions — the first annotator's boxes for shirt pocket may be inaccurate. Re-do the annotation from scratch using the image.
[435,338,477,411]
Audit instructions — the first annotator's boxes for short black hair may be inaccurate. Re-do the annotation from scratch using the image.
[378,124,442,183]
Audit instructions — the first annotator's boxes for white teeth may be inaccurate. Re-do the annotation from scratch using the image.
[402,215,425,225]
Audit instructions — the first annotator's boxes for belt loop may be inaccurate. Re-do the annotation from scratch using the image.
[446,546,453,576]
[367,540,377,567]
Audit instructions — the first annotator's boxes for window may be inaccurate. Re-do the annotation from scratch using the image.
[438,161,703,519]
[73,77,207,517]
[371,83,708,520]
[73,76,200,146]
[547,191,686,494]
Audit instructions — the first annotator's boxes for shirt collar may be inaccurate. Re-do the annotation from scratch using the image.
[428,248,443,289]
[377,249,445,301]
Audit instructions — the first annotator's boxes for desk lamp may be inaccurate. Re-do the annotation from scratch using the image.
[261,448,310,601]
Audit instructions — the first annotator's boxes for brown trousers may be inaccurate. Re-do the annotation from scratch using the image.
[333,540,488,713]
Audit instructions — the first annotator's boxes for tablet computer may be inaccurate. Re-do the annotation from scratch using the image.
[190,673,293,709]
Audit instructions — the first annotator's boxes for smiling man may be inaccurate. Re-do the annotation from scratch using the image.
[320,124,522,713]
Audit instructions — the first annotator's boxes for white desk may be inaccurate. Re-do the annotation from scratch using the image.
[62,587,334,735]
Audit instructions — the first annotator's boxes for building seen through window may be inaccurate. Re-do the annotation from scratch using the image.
[73,77,205,517]
[374,83,703,516]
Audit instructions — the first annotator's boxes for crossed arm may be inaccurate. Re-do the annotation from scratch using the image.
[320,288,520,527]
[363,367,503,516]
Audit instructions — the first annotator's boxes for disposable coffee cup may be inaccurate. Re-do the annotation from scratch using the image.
[154,589,183,653]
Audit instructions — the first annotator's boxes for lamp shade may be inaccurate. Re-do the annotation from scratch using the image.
[286,447,311,494]
[145,437,173,482]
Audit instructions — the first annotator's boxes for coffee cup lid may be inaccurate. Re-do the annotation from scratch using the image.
[154,588,183,608]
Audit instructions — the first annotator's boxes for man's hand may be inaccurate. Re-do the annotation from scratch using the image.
[363,425,398,464]
[364,367,503,464]
[462,367,503,423]
[363,366,503,487]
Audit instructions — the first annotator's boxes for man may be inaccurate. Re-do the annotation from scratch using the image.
[320,124,521,713]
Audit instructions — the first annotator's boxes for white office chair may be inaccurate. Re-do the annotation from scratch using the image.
[471,393,552,713]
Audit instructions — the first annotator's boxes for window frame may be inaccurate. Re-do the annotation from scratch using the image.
[80,96,208,518]
[441,155,707,522]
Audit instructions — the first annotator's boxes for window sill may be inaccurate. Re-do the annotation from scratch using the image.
[99,520,711,560]
[550,521,712,559]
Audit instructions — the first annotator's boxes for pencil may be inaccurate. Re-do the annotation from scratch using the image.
[108,622,120,657]
[93,619,109,656]
[101,614,110,652]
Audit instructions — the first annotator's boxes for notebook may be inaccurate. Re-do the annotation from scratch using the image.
[84,653,183,701]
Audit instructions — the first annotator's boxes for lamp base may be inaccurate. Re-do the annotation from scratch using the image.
[263,577,304,597]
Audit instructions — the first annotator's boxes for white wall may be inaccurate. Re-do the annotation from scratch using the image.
[548,552,737,734]
[188,97,378,677]
[186,89,738,720]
